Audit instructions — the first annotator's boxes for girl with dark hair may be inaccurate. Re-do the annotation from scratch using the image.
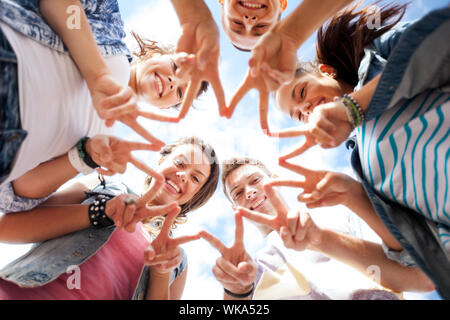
[0,136,220,300]
[270,3,450,297]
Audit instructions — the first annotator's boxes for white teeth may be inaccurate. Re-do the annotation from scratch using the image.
[167,180,180,193]
[155,74,163,95]
[241,2,263,9]
[252,198,265,210]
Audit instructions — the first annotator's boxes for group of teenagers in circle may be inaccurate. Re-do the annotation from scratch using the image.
[0,0,448,300]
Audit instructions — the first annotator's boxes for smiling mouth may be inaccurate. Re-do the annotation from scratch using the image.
[154,72,165,97]
[250,196,266,210]
[239,1,266,10]
[165,179,181,195]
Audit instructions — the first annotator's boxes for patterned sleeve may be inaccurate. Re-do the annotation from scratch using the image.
[0,182,51,214]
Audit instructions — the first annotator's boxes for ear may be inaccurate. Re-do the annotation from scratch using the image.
[319,64,337,79]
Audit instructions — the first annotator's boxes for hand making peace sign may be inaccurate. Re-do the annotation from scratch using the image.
[237,182,322,252]
[144,208,202,274]
[225,22,299,136]
[275,159,360,209]
[200,213,257,296]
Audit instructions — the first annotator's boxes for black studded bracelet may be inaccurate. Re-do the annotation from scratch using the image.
[88,194,114,229]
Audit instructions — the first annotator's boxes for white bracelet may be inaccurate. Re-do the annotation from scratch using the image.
[68,146,96,175]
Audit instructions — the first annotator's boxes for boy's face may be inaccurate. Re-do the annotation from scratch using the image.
[221,0,282,51]
[225,164,275,216]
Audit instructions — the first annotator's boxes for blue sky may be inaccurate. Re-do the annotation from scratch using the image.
[109,0,447,300]
[0,0,446,300]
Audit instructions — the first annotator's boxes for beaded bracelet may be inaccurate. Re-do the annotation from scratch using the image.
[77,137,99,169]
[337,94,365,128]
[224,283,254,299]
[88,194,114,229]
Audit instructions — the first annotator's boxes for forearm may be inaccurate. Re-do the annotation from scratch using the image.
[312,229,434,292]
[170,0,212,24]
[146,269,171,300]
[344,180,402,250]
[349,74,381,112]
[39,0,110,88]
[278,0,354,47]
[0,204,90,244]
[12,154,78,200]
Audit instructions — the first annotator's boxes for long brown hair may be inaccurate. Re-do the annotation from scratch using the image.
[316,1,407,86]
[143,136,220,234]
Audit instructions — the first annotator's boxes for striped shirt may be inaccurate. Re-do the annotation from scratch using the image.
[356,89,450,252]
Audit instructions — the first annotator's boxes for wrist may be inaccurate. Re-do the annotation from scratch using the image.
[224,283,254,299]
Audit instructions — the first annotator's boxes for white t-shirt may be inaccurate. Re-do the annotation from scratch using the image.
[0,22,130,185]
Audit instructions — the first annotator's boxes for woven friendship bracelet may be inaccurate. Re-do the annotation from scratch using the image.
[224,283,254,299]
[341,94,365,127]
[77,137,99,169]
[88,194,114,229]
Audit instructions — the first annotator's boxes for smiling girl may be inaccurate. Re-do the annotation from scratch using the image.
[0,136,219,300]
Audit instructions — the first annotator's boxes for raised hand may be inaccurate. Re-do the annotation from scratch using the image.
[275,101,353,161]
[85,134,163,176]
[238,182,322,251]
[200,213,257,296]
[104,194,180,233]
[274,160,360,209]
[173,5,226,119]
[225,22,298,135]
[144,208,202,274]
[237,182,289,232]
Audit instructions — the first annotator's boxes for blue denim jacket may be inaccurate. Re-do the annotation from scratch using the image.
[349,6,450,299]
[0,179,187,300]
[0,0,130,59]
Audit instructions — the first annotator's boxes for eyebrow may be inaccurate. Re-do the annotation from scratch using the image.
[231,28,243,35]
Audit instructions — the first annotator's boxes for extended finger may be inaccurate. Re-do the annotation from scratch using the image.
[270,126,309,139]
[171,232,202,247]
[277,160,315,177]
[178,75,201,119]
[237,207,276,229]
[122,202,137,229]
[160,208,180,238]
[248,45,265,78]
[139,202,180,221]
[258,86,270,136]
[125,141,162,152]
[208,69,227,117]
[104,100,138,120]
[226,74,253,119]
[265,179,306,189]
[199,230,227,255]
[138,172,165,206]
[138,110,180,123]
[309,125,336,146]
[263,184,288,221]
[120,118,165,147]
[278,138,317,161]
[234,213,244,246]
[280,225,296,249]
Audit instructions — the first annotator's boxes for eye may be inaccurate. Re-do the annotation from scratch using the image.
[177,88,183,100]
[300,87,305,99]
[233,191,242,200]
[192,175,200,184]
[174,159,184,167]
[255,24,268,29]
[172,61,178,72]
[232,20,244,26]
[251,177,260,184]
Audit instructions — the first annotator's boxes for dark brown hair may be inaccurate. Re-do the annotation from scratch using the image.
[221,157,272,203]
[143,136,220,233]
[130,31,209,108]
[315,1,407,86]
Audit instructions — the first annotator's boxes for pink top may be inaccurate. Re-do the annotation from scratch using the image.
[0,224,150,300]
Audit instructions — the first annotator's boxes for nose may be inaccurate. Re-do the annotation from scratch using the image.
[176,171,187,183]
[300,102,312,117]
[167,75,178,91]
[243,15,257,27]
[246,188,257,200]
